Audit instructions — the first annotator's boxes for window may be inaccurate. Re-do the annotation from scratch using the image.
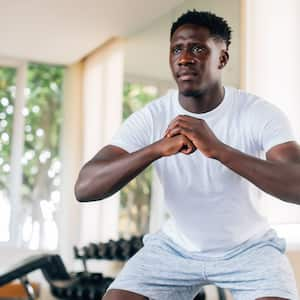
[0,60,64,250]
[118,82,159,238]
[0,66,16,242]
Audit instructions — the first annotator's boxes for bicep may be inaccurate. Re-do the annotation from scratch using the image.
[90,145,129,162]
[266,141,300,163]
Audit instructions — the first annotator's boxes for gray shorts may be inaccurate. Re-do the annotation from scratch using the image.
[107,229,298,299]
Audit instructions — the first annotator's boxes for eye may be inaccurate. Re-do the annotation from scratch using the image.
[192,45,205,53]
[172,46,181,55]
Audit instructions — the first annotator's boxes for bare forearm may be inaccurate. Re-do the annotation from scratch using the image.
[75,144,161,202]
[217,144,300,204]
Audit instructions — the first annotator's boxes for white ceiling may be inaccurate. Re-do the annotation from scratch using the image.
[0,0,184,65]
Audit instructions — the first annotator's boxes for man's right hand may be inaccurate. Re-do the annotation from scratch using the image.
[154,135,197,157]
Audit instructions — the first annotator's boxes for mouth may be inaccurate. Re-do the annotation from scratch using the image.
[177,71,198,81]
[179,74,197,81]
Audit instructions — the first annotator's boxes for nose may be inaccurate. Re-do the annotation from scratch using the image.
[178,49,195,66]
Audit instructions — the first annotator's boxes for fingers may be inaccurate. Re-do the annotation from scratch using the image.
[165,116,195,138]
[165,115,204,138]
[165,120,185,137]
[180,141,196,154]
[177,135,196,155]
[167,126,192,139]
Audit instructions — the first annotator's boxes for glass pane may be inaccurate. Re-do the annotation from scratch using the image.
[20,63,64,250]
[0,66,16,242]
[118,83,158,238]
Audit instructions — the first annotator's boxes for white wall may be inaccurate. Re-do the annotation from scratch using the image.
[243,0,300,295]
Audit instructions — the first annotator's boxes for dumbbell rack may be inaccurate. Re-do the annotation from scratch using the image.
[73,236,144,261]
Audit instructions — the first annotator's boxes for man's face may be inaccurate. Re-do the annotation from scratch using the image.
[169,24,228,96]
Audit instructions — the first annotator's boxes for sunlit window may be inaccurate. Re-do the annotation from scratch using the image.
[0,66,16,242]
[118,83,159,238]
[0,62,64,250]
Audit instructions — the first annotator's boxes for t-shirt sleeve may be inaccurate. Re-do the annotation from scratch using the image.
[110,106,153,153]
[248,99,296,153]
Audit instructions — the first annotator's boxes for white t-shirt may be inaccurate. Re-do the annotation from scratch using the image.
[111,86,295,256]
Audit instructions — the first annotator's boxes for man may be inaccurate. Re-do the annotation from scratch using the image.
[75,10,300,300]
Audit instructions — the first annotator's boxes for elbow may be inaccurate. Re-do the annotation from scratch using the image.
[74,162,116,202]
[74,178,95,202]
[74,177,107,202]
[74,180,88,202]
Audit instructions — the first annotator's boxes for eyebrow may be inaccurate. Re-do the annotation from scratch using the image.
[171,36,210,43]
[171,40,208,46]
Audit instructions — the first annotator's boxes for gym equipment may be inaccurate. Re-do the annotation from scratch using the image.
[0,254,72,300]
[0,254,113,300]
[73,235,144,261]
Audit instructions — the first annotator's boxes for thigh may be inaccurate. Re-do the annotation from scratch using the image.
[106,231,208,300]
[206,230,299,300]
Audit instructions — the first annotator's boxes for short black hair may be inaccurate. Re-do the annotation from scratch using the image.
[170,10,232,49]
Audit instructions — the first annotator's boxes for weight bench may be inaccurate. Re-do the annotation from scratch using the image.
[0,254,77,300]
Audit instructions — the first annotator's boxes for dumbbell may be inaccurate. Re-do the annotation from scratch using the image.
[74,271,90,284]
[76,284,89,299]
[65,284,77,298]
[74,245,92,259]
[88,285,108,300]
[130,236,144,255]
[87,243,99,258]
[118,238,131,260]
[106,239,118,259]
[97,242,109,258]
[51,285,66,299]
[74,235,144,261]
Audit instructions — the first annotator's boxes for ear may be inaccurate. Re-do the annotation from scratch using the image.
[218,50,229,69]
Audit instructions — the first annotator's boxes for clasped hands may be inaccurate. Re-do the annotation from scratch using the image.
[162,115,224,159]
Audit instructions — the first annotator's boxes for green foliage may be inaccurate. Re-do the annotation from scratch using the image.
[22,63,64,201]
[119,83,158,237]
[0,67,16,190]
[0,64,64,203]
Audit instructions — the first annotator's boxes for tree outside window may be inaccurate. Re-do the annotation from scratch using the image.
[0,63,64,250]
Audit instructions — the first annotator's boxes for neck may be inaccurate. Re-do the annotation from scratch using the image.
[179,82,225,114]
